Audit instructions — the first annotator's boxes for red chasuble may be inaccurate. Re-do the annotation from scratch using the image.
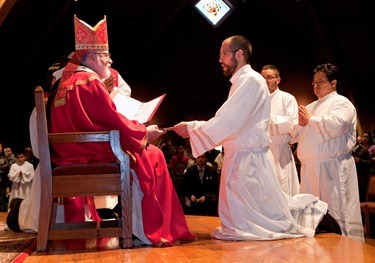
[50,70,195,246]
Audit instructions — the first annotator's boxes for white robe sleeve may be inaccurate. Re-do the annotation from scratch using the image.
[116,73,132,97]
[269,115,292,136]
[290,122,305,144]
[187,76,269,157]
[20,162,34,184]
[269,92,298,136]
[30,107,39,158]
[307,97,356,144]
[8,164,21,183]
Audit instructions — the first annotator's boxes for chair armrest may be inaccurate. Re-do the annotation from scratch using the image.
[49,132,111,144]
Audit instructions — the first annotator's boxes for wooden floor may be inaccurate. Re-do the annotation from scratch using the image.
[0,214,366,263]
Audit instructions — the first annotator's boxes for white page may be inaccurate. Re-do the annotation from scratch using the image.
[110,90,165,123]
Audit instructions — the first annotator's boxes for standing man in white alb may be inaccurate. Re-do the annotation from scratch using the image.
[291,63,364,242]
[261,65,299,196]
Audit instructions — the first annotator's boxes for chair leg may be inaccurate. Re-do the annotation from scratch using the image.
[120,181,132,248]
[121,236,132,248]
[37,217,50,251]
[37,194,53,251]
[365,210,371,238]
[362,205,370,238]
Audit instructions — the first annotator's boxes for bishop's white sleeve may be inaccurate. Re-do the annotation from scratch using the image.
[116,73,132,97]
[29,107,39,158]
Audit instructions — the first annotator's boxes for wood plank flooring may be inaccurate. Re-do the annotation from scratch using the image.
[5,214,372,262]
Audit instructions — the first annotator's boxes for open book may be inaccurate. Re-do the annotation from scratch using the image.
[110,89,166,124]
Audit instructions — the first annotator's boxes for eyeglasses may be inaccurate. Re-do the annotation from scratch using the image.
[311,78,330,86]
[92,52,111,59]
[219,49,238,59]
[263,76,277,80]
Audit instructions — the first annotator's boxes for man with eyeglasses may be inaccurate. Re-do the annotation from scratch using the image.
[37,15,196,246]
[261,65,300,196]
[291,63,364,242]
[174,35,341,241]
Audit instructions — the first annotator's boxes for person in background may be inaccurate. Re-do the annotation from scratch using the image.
[24,147,39,170]
[353,130,374,201]
[4,147,17,165]
[0,143,10,211]
[157,138,176,165]
[214,146,224,176]
[167,143,190,206]
[291,63,364,241]
[361,130,375,159]
[48,15,195,246]
[169,143,190,178]
[182,152,218,216]
[1,147,16,211]
[355,134,362,148]
[184,138,196,168]
[205,148,220,167]
[174,35,340,242]
[7,152,34,206]
[261,65,299,196]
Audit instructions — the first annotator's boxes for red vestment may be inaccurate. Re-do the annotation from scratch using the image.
[50,69,195,246]
[169,154,190,176]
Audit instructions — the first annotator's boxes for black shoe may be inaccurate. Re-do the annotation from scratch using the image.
[112,202,121,218]
[96,208,118,219]
[316,212,342,235]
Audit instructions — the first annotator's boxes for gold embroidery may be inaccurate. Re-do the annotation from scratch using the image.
[54,75,101,108]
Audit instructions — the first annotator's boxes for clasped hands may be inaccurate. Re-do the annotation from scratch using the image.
[298,105,312,126]
[191,195,206,203]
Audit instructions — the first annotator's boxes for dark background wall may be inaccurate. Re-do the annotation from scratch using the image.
[0,0,374,152]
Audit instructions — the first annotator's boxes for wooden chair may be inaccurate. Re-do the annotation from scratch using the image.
[34,86,132,251]
[360,174,375,238]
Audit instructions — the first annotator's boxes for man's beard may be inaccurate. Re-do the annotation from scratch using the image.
[222,58,237,76]
[100,66,112,79]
